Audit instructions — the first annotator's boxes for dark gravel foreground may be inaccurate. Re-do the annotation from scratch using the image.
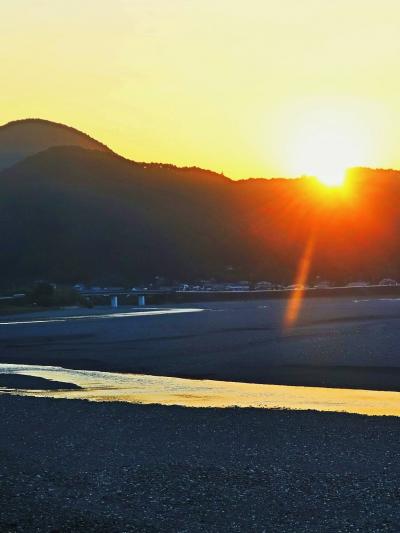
[1,397,400,532]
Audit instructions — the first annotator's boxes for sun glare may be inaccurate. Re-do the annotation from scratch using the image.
[294,127,357,187]
[316,171,345,188]
[285,104,373,188]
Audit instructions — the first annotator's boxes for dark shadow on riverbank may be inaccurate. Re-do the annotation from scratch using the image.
[0,374,81,390]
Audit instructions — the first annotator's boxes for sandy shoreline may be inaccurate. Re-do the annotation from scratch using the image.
[1,395,400,532]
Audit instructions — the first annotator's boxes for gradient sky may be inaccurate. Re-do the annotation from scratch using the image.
[2,0,400,178]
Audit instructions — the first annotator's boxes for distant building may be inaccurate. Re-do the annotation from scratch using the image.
[313,281,330,289]
[226,281,250,291]
[255,281,274,290]
[379,278,397,286]
[73,284,86,292]
[202,281,227,291]
[346,281,370,288]
[89,286,103,293]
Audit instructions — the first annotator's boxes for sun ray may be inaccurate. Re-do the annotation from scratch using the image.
[284,234,315,328]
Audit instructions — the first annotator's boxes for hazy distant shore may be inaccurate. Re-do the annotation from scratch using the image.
[1,395,399,532]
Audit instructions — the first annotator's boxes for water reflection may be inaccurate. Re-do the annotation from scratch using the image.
[0,307,204,326]
[0,363,399,416]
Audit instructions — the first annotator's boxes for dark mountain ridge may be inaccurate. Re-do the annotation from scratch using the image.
[1,119,400,287]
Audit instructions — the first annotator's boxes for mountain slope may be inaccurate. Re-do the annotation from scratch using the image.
[1,116,400,286]
[1,141,400,286]
[0,146,240,284]
[0,119,111,171]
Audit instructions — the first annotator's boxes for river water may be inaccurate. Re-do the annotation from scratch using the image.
[1,363,399,416]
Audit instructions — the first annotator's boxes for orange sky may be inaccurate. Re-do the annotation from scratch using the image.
[1,1,400,179]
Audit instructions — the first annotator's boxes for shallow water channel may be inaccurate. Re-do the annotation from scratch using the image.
[1,363,400,416]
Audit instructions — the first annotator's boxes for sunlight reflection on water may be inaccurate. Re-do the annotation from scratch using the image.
[0,363,400,417]
[0,307,204,325]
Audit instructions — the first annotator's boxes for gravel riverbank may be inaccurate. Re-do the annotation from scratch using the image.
[1,395,400,532]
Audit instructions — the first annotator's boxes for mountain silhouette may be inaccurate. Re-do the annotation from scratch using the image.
[0,119,111,171]
[1,119,400,286]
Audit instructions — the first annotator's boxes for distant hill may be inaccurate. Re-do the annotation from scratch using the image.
[1,119,400,286]
[0,146,241,285]
[0,119,111,171]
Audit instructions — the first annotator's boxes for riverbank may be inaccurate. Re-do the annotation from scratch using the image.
[2,298,400,392]
[1,395,399,532]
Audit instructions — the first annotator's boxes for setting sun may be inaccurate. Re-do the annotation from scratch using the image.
[318,175,345,187]
[316,171,346,188]
[294,126,351,187]
[284,103,376,187]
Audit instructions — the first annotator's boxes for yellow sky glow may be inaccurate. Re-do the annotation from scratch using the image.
[1,0,400,179]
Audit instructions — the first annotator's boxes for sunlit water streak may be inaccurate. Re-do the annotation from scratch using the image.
[1,364,399,417]
[0,307,204,326]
